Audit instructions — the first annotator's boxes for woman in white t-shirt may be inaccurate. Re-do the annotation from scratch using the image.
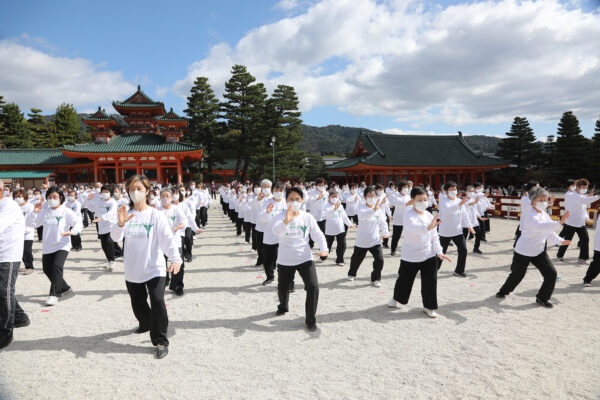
[272,187,328,331]
[323,189,355,265]
[13,189,35,274]
[110,175,182,359]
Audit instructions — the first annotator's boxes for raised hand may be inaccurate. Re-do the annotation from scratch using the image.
[559,211,570,224]
[266,202,274,214]
[117,205,135,227]
[334,202,340,211]
[33,201,43,213]
[428,214,441,231]
[374,200,381,211]
[283,204,295,224]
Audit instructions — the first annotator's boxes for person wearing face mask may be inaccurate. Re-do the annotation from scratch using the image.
[258,182,288,285]
[497,187,571,308]
[27,187,82,306]
[347,186,390,287]
[307,178,329,249]
[159,189,188,296]
[248,185,261,250]
[425,184,437,213]
[514,181,539,246]
[272,187,328,331]
[76,186,90,228]
[242,187,254,244]
[111,175,182,359]
[198,184,211,229]
[87,185,122,271]
[387,187,450,318]
[388,181,412,257]
[344,183,361,224]
[437,182,473,277]
[582,216,600,287]
[557,178,598,264]
[463,185,487,254]
[375,184,392,248]
[113,190,129,208]
[65,190,83,252]
[323,190,355,266]
[253,180,272,267]
[473,182,493,242]
[13,190,36,275]
[31,189,45,241]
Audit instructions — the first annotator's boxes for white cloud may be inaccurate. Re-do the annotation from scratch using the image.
[0,39,135,113]
[169,0,600,126]
[274,0,301,11]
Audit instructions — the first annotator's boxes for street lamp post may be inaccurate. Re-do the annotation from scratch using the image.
[270,136,276,181]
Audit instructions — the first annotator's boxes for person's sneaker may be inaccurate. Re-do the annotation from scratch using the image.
[45,296,58,306]
[583,280,592,287]
[536,298,553,308]
[473,249,483,255]
[62,288,74,297]
[391,250,396,256]
[557,257,564,262]
[18,267,25,272]
[346,276,355,281]
[134,326,150,334]
[336,262,345,266]
[174,289,184,296]
[262,278,275,286]
[577,258,588,265]
[387,299,399,308]
[423,308,438,318]
[372,280,382,288]
[23,269,34,275]
[14,317,30,328]
[306,323,317,332]
[156,345,169,359]
[276,309,287,316]
[0,334,13,350]
[107,261,115,272]
[481,238,488,243]
[185,257,192,263]
[495,292,506,299]
[453,272,467,278]
[382,244,389,249]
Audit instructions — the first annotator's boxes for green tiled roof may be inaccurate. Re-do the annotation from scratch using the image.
[327,132,508,170]
[211,159,246,170]
[113,85,164,108]
[156,108,186,122]
[62,134,202,154]
[0,170,55,178]
[0,149,86,166]
[83,107,118,122]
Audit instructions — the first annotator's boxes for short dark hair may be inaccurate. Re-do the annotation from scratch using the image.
[363,186,376,197]
[375,183,384,190]
[443,181,457,191]
[315,178,326,185]
[101,185,114,195]
[473,181,483,188]
[286,187,304,200]
[273,181,285,191]
[410,186,427,199]
[399,180,409,189]
[45,186,65,204]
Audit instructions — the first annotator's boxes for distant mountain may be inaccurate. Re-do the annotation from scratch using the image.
[298,124,503,156]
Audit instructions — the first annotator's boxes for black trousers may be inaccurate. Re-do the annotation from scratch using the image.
[165,245,185,291]
[243,221,252,243]
[382,216,390,247]
[42,250,71,297]
[0,261,28,340]
[183,227,194,259]
[473,224,482,251]
[36,226,43,241]
[251,223,257,250]
[439,234,467,274]
[200,207,208,227]
[309,220,326,248]
[349,215,358,225]
[236,216,243,236]
[514,225,522,248]
[125,276,169,346]
[584,251,600,283]
[348,245,384,282]
[393,257,438,310]
[277,261,319,326]
[499,251,557,301]
[325,232,347,263]
[390,225,404,252]
[483,211,490,233]
[255,231,264,265]
[195,209,202,228]
[70,234,82,251]
[557,224,589,260]
[263,243,279,280]
[211,190,216,199]
[22,240,34,269]
[99,233,123,262]
[81,208,89,228]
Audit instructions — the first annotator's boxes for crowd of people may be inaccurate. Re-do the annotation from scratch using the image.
[0,175,598,359]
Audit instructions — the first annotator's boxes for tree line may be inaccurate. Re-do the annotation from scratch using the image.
[494,112,600,187]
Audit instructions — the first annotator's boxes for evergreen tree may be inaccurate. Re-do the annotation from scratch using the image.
[496,116,540,172]
[0,103,31,148]
[28,108,50,148]
[304,154,329,181]
[555,111,587,180]
[589,117,600,185]
[222,65,267,179]
[184,76,223,178]
[54,103,82,145]
[0,96,6,144]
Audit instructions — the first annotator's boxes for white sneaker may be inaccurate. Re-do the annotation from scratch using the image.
[62,288,74,297]
[346,276,355,281]
[336,262,345,266]
[46,296,58,306]
[577,258,588,265]
[372,280,382,288]
[387,299,399,308]
[583,281,592,287]
[107,261,115,271]
[423,308,438,318]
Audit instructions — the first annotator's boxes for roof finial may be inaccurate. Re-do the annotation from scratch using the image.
[170,107,173,112]
[137,84,141,91]
[98,106,101,111]
[458,131,463,137]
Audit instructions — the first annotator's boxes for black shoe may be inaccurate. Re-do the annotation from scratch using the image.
[276,309,287,316]
[0,334,13,350]
[473,249,483,254]
[156,345,169,359]
[536,298,553,308]
[135,326,150,334]
[262,278,275,286]
[453,272,467,278]
[185,257,192,263]
[382,244,389,249]
[448,242,454,247]
[174,289,184,296]
[14,317,30,328]
[495,292,506,299]
[307,323,317,332]
[481,239,488,243]
[391,250,396,256]
[255,261,262,267]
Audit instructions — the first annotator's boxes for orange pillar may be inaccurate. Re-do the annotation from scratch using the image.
[157,162,163,183]
[176,159,183,184]
[482,169,485,186]
[136,160,141,176]
[369,169,373,185]
[93,159,98,183]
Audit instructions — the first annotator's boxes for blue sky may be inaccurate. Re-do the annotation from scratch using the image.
[1,0,599,139]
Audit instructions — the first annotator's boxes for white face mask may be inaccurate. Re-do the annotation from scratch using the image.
[47,199,60,208]
[272,191,283,200]
[366,197,376,206]
[569,185,576,192]
[316,186,324,192]
[401,188,410,195]
[535,201,547,211]
[129,190,147,203]
[95,188,101,193]
[329,198,338,204]
[262,188,271,195]
[288,201,301,212]
[475,188,483,194]
[190,185,195,190]
[414,201,427,212]
[149,195,155,200]
[27,192,33,197]
[426,187,430,191]
[161,197,171,207]
[579,188,587,195]
[466,192,474,198]
[350,189,357,194]
[376,190,383,196]
[113,193,120,199]
[448,190,457,199]
[173,194,179,201]
[101,193,110,200]
[15,197,25,205]
[69,196,76,202]
[254,188,261,195]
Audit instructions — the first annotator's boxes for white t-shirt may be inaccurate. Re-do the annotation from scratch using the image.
[20,202,35,241]
[159,204,187,238]
[308,191,328,221]
[27,205,82,254]
[259,199,288,245]
[354,204,390,248]
[515,208,563,257]
[438,196,469,237]
[564,190,599,228]
[324,202,353,235]
[344,191,361,217]
[389,192,410,226]
[401,207,443,263]
[0,197,25,262]
[111,207,182,283]
[272,211,328,266]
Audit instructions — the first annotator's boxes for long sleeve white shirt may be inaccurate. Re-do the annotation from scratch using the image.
[0,197,25,262]
[308,191,328,221]
[438,196,470,237]
[564,191,599,228]
[27,205,82,254]
[110,207,182,283]
[389,192,410,226]
[594,225,600,252]
[515,208,564,257]
[354,204,390,248]
[324,202,353,235]
[259,199,288,245]
[20,202,35,241]
[272,211,328,266]
[344,192,361,217]
[254,195,272,232]
[401,207,443,263]
[159,204,187,238]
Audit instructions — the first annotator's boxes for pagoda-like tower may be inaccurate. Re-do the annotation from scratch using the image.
[112,85,166,135]
[155,108,187,142]
[82,107,120,143]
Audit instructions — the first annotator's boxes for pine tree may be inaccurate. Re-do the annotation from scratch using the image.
[0,96,6,144]
[0,103,32,148]
[184,76,223,178]
[589,117,600,185]
[28,108,49,148]
[555,111,587,180]
[496,116,541,173]
[54,103,82,145]
[222,65,267,179]
[305,154,329,181]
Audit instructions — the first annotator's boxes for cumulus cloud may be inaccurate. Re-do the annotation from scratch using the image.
[0,39,135,113]
[170,0,600,126]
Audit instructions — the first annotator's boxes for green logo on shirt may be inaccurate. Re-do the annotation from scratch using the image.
[55,216,63,223]
[299,225,307,237]
[170,216,176,223]
[105,207,110,213]
[142,223,153,238]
